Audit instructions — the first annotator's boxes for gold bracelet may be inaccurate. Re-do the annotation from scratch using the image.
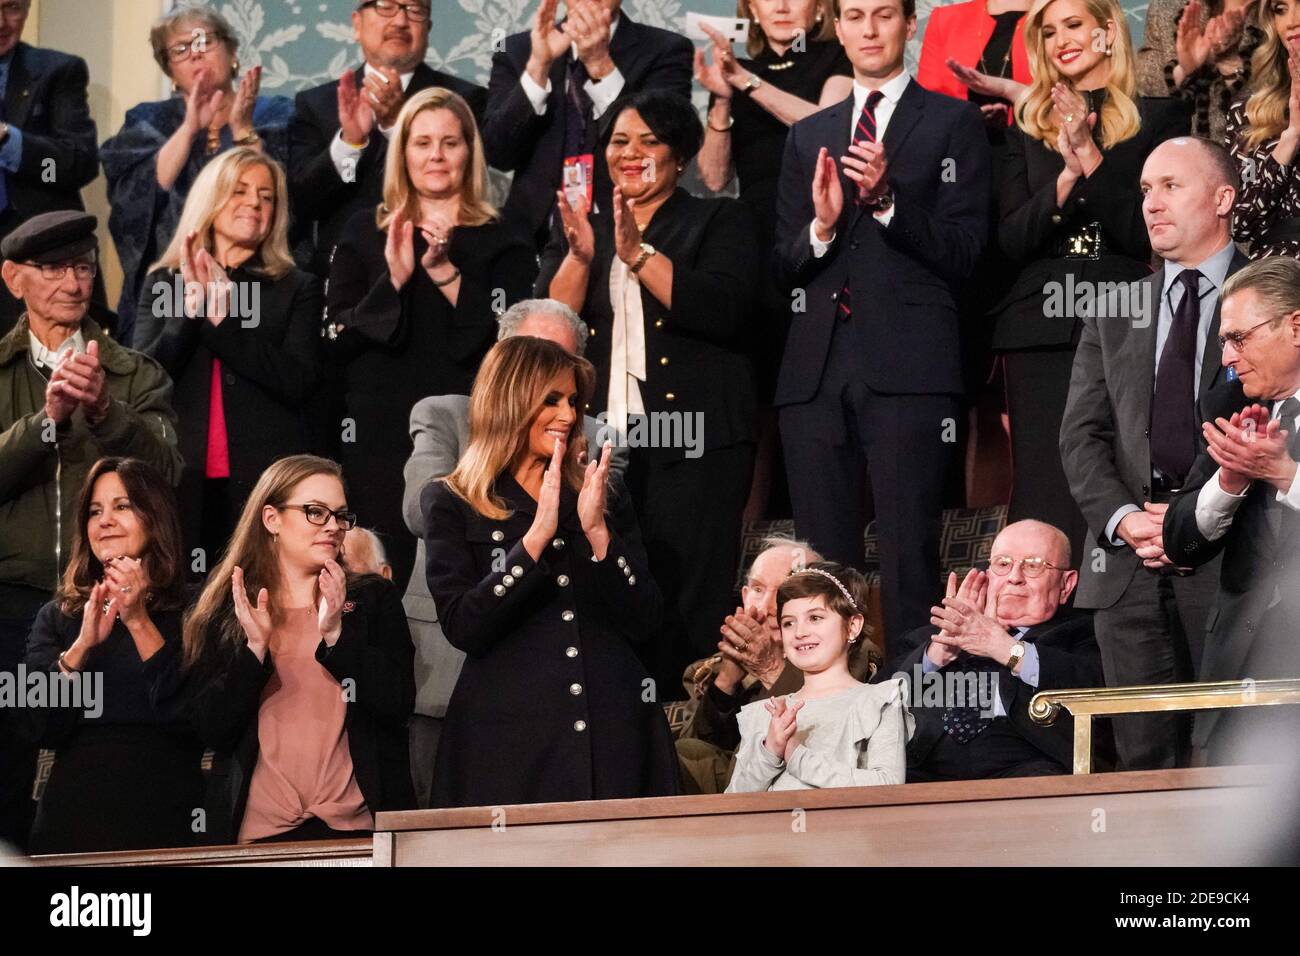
[232,129,261,147]
[708,115,735,133]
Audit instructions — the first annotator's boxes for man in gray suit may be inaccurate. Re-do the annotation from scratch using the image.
[401,298,629,806]
[1060,137,1249,770]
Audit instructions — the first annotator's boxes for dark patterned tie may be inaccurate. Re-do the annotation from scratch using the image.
[1150,269,1203,484]
[941,652,1006,743]
[837,90,884,323]
[563,57,595,161]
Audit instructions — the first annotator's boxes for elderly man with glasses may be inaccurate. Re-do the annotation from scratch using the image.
[0,210,181,851]
[889,519,1102,783]
[1164,256,1300,766]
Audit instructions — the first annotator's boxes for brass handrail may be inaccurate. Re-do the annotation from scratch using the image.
[1029,678,1300,774]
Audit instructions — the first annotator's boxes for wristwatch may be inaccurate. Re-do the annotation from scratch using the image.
[629,242,656,274]
[1006,640,1026,671]
[740,74,763,96]
[867,186,894,212]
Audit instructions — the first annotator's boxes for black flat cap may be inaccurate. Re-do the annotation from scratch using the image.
[1,211,98,265]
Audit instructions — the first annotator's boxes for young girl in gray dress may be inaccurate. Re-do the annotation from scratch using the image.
[726,563,913,792]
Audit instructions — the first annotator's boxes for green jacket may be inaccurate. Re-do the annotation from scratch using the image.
[0,315,183,594]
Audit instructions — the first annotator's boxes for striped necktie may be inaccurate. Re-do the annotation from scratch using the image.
[838,90,884,323]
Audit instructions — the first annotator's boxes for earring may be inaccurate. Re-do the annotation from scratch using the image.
[676,165,684,173]
[232,57,241,77]
[1105,44,1112,56]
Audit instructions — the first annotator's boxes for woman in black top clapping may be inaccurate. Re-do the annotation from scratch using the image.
[22,458,198,853]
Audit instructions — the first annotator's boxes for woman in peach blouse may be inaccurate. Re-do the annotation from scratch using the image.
[172,454,415,844]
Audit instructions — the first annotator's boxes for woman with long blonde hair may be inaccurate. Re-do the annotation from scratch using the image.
[422,336,679,807]
[324,87,536,593]
[992,0,1189,562]
[1227,0,1300,257]
[174,454,414,844]
[133,148,321,567]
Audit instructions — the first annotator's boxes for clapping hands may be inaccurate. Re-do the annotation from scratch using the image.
[763,695,804,762]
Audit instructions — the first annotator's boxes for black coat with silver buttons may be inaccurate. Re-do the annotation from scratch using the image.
[421,472,681,807]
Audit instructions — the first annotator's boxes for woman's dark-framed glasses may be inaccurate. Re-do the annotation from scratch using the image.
[279,503,357,531]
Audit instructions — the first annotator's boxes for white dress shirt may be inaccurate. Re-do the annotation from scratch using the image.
[1194,386,1300,540]
[520,14,625,120]
[809,71,911,256]
[329,64,417,179]
[28,328,86,373]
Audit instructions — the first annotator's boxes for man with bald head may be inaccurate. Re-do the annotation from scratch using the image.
[894,520,1101,782]
[1061,136,1249,770]
[400,297,629,805]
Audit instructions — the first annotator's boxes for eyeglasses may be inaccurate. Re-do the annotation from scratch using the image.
[27,261,97,281]
[278,503,358,531]
[359,0,430,22]
[1217,317,1280,353]
[163,29,227,63]
[988,554,1066,578]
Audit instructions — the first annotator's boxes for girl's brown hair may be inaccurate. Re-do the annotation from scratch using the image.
[58,457,188,617]
[776,561,869,626]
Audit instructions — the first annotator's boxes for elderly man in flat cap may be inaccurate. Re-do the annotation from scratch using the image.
[0,210,181,852]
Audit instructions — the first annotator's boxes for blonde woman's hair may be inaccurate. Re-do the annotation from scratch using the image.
[182,455,346,668]
[444,337,596,520]
[377,87,497,231]
[1015,0,1141,150]
[739,0,837,58]
[1243,2,1293,151]
[150,147,295,279]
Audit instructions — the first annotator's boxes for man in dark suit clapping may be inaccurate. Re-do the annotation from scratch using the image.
[0,0,99,337]
[772,0,990,650]
[483,0,692,249]
[1164,257,1300,765]
[894,520,1101,782]
[289,0,486,276]
[1061,137,1248,770]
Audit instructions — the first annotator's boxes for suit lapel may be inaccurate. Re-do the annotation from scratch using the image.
[847,81,921,236]
[408,63,439,96]
[1199,251,1251,400]
[881,79,923,160]
[1136,270,1161,430]
[4,44,33,127]
[819,95,855,236]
